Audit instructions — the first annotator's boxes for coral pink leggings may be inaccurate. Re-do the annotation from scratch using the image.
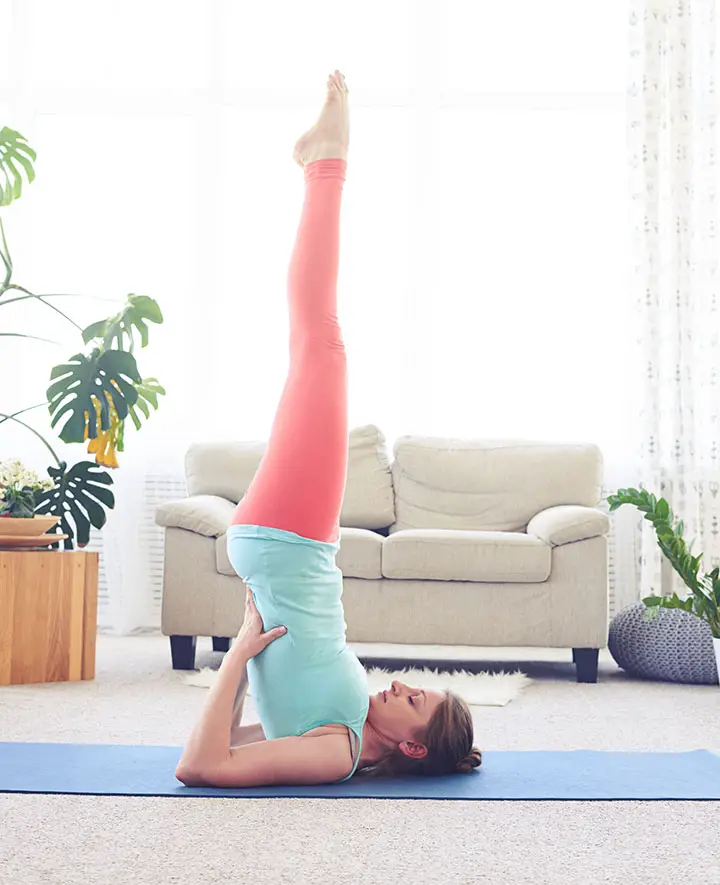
[230,159,348,544]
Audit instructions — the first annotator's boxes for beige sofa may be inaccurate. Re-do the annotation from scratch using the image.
[155,425,610,682]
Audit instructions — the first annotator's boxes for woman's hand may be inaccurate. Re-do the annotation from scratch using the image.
[234,587,287,659]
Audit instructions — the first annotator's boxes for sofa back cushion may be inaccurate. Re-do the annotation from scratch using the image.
[186,424,395,531]
[185,440,265,502]
[390,436,604,533]
[343,425,395,529]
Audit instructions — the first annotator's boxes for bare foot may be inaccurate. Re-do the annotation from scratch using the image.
[293,70,349,167]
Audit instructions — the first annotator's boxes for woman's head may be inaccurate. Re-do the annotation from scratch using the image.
[362,680,482,777]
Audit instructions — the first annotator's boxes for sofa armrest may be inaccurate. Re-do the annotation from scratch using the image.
[526,505,610,547]
[155,495,235,538]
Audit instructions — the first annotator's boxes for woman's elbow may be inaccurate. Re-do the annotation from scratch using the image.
[175,764,209,787]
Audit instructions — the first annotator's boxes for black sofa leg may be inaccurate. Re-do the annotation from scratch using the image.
[170,635,197,670]
[212,636,231,653]
[573,648,599,683]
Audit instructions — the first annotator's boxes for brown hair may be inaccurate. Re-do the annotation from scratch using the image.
[358,690,482,778]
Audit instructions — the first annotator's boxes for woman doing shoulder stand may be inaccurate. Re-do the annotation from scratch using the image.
[176,71,482,788]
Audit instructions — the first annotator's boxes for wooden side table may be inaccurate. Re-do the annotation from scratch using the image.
[0,549,99,686]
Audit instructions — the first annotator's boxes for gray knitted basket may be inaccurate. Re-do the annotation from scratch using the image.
[608,601,718,685]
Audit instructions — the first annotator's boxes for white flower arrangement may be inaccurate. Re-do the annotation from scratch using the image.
[0,459,54,515]
[0,459,53,493]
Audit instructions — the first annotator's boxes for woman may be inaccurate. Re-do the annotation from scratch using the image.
[176,71,482,788]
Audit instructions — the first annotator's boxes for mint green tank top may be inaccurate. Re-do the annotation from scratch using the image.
[226,524,369,781]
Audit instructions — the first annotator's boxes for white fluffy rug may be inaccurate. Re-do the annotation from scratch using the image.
[182,665,532,706]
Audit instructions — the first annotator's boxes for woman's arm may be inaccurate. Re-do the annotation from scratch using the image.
[228,659,266,746]
[177,643,250,773]
[177,589,285,774]
[177,732,353,788]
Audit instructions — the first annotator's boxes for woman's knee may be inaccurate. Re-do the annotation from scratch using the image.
[292,329,346,357]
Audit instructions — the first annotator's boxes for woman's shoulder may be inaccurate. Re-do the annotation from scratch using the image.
[300,722,356,752]
[301,722,353,740]
[300,723,357,775]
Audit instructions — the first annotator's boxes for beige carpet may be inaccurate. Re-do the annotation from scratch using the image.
[1,633,720,885]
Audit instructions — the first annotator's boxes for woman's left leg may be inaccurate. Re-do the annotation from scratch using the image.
[231,73,350,544]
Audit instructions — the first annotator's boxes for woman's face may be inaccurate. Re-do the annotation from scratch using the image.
[367,680,446,755]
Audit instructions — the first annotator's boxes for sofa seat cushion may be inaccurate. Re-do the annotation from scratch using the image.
[216,533,233,577]
[335,527,384,579]
[381,529,551,583]
[215,525,384,579]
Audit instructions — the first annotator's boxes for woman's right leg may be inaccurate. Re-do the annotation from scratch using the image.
[231,73,350,545]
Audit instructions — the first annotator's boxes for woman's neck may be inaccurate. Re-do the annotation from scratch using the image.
[359,716,392,767]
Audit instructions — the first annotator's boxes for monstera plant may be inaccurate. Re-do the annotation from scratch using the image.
[0,125,165,547]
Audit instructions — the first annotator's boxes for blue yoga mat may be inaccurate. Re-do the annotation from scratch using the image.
[1,743,719,799]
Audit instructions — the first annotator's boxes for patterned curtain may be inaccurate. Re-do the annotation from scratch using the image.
[628,0,720,598]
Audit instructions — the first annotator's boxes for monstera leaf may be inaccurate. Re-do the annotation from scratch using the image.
[109,378,165,454]
[127,377,166,431]
[47,349,141,444]
[0,127,36,207]
[34,460,115,549]
[81,294,163,352]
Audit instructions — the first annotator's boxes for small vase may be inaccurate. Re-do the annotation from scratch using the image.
[714,637,720,687]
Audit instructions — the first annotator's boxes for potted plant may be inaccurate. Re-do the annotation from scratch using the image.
[0,125,166,548]
[0,458,60,537]
[607,487,720,682]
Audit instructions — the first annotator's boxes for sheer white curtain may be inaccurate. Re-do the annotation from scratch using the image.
[1,0,639,634]
[628,0,720,601]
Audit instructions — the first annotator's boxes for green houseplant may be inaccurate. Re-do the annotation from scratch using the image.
[607,487,720,679]
[0,125,166,548]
